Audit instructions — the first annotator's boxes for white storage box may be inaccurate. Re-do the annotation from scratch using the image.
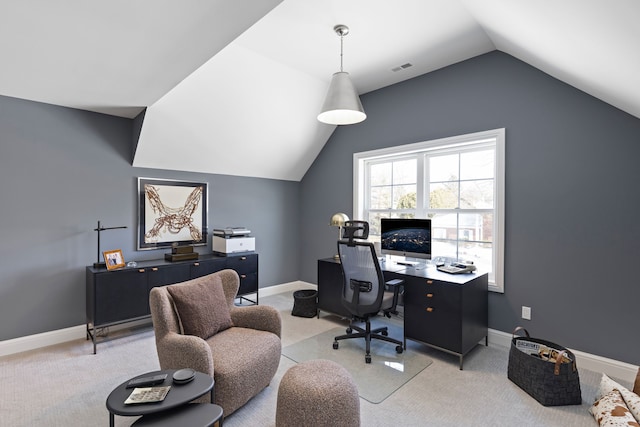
[213,235,255,254]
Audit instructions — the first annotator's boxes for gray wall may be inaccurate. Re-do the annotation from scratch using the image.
[300,51,640,365]
[0,95,299,341]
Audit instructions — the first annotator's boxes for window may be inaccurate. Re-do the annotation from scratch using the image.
[354,129,505,292]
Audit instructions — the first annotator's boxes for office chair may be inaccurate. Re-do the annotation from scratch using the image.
[333,221,404,363]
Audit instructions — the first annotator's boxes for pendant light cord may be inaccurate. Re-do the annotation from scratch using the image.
[340,32,344,72]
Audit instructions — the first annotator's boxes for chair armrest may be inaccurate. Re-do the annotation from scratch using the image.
[230,305,282,338]
[384,278,404,315]
[155,332,214,377]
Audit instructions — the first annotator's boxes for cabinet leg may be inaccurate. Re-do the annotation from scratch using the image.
[87,325,97,354]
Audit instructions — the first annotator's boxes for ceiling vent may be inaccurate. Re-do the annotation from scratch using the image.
[391,63,413,72]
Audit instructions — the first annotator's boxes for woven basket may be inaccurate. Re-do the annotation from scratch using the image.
[507,327,582,406]
[291,290,318,318]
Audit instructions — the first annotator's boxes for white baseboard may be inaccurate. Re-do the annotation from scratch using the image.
[488,328,638,384]
[2,282,637,385]
[258,280,316,297]
[0,325,87,357]
[0,318,154,358]
[0,282,316,357]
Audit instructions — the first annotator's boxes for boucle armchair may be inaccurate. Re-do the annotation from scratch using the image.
[149,269,282,416]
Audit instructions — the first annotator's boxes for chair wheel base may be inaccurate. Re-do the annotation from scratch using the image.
[333,341,339,350]
[365,355,371,363]
[396,345,403,353]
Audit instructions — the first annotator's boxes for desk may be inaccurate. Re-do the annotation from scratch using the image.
[317,258,488,369]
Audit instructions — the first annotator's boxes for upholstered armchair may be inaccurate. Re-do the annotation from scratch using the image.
[149,269,282,416]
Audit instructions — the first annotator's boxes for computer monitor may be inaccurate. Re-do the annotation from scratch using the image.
[380,218,432,261]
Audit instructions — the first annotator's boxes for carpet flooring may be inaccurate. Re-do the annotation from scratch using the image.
[0,289,616,426]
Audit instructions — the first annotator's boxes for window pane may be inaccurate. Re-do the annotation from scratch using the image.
[460,150,493,180]
[432,239,457,260]
[459,241,492,274]
[393,185,417,209]
[460,179,493,209]
[367,212,388,236]
[370,186,392,209]
[458,213,493,243]
[370,163,391,186]
[429,182,458,209]
[431,213,458,240]
[429,154,459,182]
[393,159,417,184]
[394,212,415,219]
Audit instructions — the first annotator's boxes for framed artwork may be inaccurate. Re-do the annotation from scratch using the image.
[138,178,208,250]
[103,249,125,270]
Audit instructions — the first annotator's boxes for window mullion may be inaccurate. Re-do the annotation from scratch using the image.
[417,154,426,216]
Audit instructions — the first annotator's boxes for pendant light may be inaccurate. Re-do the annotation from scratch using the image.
[317,25,366,125]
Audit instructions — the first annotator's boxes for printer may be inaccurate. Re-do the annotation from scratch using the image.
[212,227,255,254]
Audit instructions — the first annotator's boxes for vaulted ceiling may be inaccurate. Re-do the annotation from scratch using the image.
[2,1,638,181]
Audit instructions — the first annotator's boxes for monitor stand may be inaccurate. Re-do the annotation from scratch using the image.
[396,260,419,267]
[394,258,429,270]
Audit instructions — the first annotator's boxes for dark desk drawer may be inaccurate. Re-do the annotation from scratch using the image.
[238,272,258,296]
[227,254,257,275]
[404,278,463,352]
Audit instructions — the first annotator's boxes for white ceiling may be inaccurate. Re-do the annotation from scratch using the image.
[2,1,639,181]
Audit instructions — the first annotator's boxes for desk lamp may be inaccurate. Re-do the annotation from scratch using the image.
[329,212,349,259]
[93,220,127,268]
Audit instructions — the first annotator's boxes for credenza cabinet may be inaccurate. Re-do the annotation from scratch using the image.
[86,252,258,353]
[317,257,488,369]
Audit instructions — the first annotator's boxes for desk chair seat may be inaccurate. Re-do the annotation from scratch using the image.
[333,221,404,364]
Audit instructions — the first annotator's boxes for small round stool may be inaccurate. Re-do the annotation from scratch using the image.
[276,359,360,427]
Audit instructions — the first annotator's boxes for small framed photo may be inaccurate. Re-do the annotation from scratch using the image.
[103,249,125,271]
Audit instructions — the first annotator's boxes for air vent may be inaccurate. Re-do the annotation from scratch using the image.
[391,62,413,72]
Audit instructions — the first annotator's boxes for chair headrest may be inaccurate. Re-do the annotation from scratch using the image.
[342,221,369,245]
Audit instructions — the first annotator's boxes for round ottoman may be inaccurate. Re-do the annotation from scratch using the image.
[276,359,360,427]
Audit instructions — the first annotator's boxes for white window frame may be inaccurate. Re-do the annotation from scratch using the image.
[354,128,505,293]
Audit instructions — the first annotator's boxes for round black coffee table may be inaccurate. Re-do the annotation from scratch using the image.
[106,369,218,427]
[132,403,223,426]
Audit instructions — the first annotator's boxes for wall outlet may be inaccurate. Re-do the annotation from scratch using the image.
[522,306,532,320]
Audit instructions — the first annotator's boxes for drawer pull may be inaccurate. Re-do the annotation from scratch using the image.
[426,293,433,298]
[426,280,434,285]
[240,274,247,279]
[426,307,434,312]
[240,256,247,261]
[151,268,158,271]
[193,262,200,266]
[138,269,145,273]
